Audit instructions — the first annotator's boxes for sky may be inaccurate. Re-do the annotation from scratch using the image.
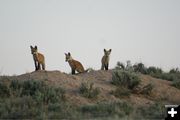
[0,0,180,75]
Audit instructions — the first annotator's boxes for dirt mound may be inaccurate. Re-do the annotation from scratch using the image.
[12,70,180,106]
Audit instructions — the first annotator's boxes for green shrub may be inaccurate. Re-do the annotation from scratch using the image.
[126,60,134,72]
[115,61,134,72]
[116,62,125,70]
[111,87,130,98]
[133,63,147,74]
[9,80,23,97]
[144,66,180,82]
[147,66,163,75]
[42,86,66,104]
[115,62,180,83]
[48,103,80,119]
[21,80,44,96]
[0,96,42,119]
[172,80,180,89]
[151,72,180,81]
[79,82,100,99]
[80,101,133,118]
[140,83,154,95]
[9,80,66,104]
[0,79,67,119]
[136,102,165,119]
[112,70,141,90]
[10,80,22,90]
[0,81,10,97]
[169,68,179,74]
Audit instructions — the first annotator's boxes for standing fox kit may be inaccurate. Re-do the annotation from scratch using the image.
[65,52,88,74]
[101,49,112,70]
[30,46,45,71]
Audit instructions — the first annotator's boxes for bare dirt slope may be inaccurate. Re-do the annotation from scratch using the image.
[13,70,180,107]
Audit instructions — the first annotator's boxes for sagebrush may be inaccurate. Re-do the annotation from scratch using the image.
[79,82,100,98]
[112,70,141,90]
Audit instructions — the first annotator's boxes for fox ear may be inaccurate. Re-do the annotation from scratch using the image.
[68,52,71,56]
[64,53,67,56]
[35,46,37,49]
[104,49,106,52]
[109,49,112,52]
[30,45,33,49]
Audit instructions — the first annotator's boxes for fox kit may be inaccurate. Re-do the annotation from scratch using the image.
[30,45,45,71]
[65,52,88,74]
[101,49,112,70]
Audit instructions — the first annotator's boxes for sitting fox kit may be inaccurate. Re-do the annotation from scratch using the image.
[65,52,88,74]
[30,46,45,71]
[101,49,112,70]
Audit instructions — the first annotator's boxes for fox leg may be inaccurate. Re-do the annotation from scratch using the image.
[34,61,38,71]
[72,69,75,75]
[42,63,45,70]
[33,56,38,71]
[105,64,109,70]
[101,64,104,70]
[38,63,41,70]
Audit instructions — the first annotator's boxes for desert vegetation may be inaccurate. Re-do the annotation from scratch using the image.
[80,101,133,119]
[111,87,131,98]
[79,82,100,99]
[0,79,66,119]
[116,61,180,89]
[0,77,147,119]
[135,102,165,119]
[112,69,141,90]
[0,61,179,119]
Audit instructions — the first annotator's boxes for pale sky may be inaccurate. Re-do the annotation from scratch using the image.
[0,0,180,75]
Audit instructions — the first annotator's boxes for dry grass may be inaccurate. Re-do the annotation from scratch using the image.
[0,70,180,119]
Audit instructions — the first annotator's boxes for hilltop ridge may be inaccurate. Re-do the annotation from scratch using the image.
[12,70,180,106]
[0,69,180,119]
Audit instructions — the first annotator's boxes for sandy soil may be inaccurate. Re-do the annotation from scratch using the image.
[9,70,180,107]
